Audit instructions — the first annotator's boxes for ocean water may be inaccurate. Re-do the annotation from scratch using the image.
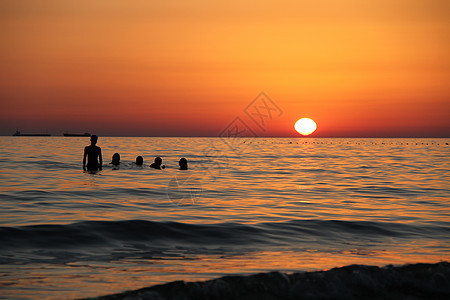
[0,137,449,299]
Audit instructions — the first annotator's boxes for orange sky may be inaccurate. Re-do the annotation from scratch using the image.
[1,0,449,137]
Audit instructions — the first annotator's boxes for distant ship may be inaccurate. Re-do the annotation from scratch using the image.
[63,132,91,137]
[13,130,51,136]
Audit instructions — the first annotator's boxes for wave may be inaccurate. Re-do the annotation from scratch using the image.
[1,219,448,251]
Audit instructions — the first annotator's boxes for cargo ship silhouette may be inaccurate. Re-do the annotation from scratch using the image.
[13,130,51,136]
[63,133,91,137]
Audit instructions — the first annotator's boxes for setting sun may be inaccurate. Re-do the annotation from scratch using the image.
[295,118,317,136]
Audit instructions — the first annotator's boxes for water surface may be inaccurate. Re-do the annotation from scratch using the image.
[0,137,448,299]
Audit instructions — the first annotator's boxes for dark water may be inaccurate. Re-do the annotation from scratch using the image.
[0,137,449,299]
[92,262,450,300]
[1,219,448,266]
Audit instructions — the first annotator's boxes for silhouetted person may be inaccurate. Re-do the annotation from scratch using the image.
[136,156,143,166]
[111,153,120,166]
[150,157,165,169]
[179,158,188,170]
[83,135,102,172]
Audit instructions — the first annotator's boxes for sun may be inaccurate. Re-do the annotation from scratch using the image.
[294,118,317,136]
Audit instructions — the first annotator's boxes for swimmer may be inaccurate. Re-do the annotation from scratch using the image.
[150,157,165,169]
[111,153,120,166]
[135,156,143,166]
[179,158,188,170]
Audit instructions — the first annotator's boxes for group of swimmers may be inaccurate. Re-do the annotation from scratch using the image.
[110,152,188,170]
[82,135,188,172]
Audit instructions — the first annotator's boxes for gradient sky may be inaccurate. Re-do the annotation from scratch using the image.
[1,0,449,137]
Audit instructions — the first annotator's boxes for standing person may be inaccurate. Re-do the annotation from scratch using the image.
[83,135,103,172]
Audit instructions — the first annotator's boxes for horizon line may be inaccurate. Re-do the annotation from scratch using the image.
[3,135,449,138]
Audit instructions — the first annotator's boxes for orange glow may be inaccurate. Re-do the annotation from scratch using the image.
[0,0,449,136]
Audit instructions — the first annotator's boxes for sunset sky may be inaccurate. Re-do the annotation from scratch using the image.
[1,0,449,137]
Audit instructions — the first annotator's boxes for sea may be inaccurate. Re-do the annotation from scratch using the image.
[0,137,449,299]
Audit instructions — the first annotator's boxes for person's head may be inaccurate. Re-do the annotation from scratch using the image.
[90,135,98,145]
[111,153,120,165]
[136,156,143,166]
[154,157,162,166]
[179,158,188,170]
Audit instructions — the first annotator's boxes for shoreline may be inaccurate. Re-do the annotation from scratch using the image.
[86,261,449,300]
